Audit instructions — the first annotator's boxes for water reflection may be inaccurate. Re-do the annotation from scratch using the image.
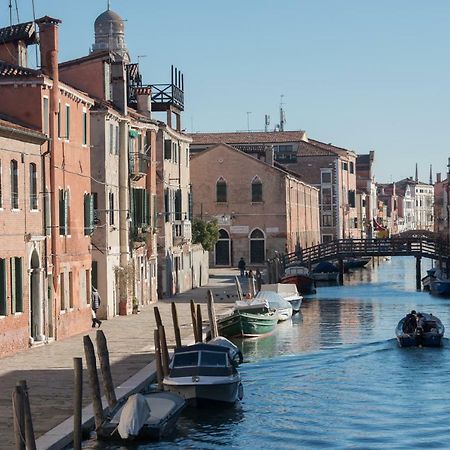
[86,257,450,450]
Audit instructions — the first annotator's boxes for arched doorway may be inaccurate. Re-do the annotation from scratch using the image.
[215,229,231,266]
[250,229,265,264]
[29,249,44,342]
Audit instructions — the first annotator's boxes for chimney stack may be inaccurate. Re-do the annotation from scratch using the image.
[135,87,152,118]
[265,145,274,166]
[436,173,442,183]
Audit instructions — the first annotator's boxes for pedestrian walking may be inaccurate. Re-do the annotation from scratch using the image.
[238,257,246,277]
[91,287,102,328]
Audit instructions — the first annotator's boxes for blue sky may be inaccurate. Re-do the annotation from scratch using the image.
[4,0,450,182]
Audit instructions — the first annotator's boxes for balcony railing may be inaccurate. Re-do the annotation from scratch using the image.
[129,152,150,180]
[172,220,191,245]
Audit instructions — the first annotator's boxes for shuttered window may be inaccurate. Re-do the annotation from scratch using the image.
[10,160,18,209]
[10,257,23,313]
[0,259,6,315]
[164,139,172,159]
[84,193,94,235]
[216,179,227,202]
[132,188,148,228]
[175,189,182,220]
[59,189,69,235]
[29,163,38,210]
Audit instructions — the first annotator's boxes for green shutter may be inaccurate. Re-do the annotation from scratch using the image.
[0,259,6,315]
[59,190,64,235]
[175,189,182,221]
[15,258,22,312]
[89,194,94,233]
[152,194,158,228]
[64,191,69,235]
[164,139,172,159]
[164,189,169,222]
[188,191,193,221]
[84,194,89,235]
[144,191,150,226]
[10,258,16,313]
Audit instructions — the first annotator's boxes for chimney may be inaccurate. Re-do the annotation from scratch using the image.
[437,173,442,183]
[135,87,152,118]
[0,22,37,67]
[265,145,274,166]
[111,61,127,114]
[36,17,61,80]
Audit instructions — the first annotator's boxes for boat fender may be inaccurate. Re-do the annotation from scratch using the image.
[238,382,244,401]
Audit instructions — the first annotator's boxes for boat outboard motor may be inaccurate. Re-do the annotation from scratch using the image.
[415,327,424,347]
[117,393,151,439]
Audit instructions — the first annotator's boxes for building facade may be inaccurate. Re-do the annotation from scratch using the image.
[190,144,320,268]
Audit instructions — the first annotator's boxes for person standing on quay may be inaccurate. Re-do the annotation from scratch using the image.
[238,257,246,277]
[91,287,102,328]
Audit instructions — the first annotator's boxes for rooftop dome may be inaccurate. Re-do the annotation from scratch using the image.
[94,9,124,34]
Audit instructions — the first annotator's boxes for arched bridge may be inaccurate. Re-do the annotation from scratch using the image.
[267,237,450,289]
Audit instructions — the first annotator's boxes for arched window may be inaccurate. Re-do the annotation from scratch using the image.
[29,163,38,210]
[216,178,227,203]
[251,177,262,202]
[250,228,265,264]
[10,160,18,209]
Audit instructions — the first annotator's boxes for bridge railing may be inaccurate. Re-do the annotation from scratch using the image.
[274,237,450,275]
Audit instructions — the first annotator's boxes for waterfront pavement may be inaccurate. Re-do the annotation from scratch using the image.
[0,268,241,450]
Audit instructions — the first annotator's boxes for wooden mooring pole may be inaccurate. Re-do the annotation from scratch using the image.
[13,385,25,450]
[83,335,104,430]
[96,330,117,408]
[73,357,83,450]
[196,304,203,343]
[338,258,344,285]
[171,302,182,348]
[207,289,219,340]
[190,299,198,342]
[416,256,422,291]
[154,329,164,390]
[154,306,163,328]
[18,380,36,450]
[159,325,170,377]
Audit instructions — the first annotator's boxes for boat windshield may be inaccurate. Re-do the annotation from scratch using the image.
[200,351,228,367]
[172,351,199,368]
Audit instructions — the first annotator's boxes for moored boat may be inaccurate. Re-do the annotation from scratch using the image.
[280,265,316,295]
[430,276,450,297]
[258,283,302,314]
[217,309,278,338]
[343,257,371,271]
[422,268,437,291]
[208,336,243,365]
[97,391,185,441]
[163,343,243,405]
[395,312,444,347]
[254,291,293,321]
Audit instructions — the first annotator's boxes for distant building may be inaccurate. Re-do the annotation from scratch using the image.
[190,144,320,267]
[376,183,398,236]
[190,131,357,242]
[356,151,376,238]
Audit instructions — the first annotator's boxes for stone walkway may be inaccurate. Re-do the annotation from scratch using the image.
[0,268,241,450]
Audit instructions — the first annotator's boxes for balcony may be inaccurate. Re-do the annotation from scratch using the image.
[129,152,150,181]
[173,220,191,245]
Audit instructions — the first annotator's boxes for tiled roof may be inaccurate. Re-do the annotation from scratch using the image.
[0,21,37,45]
[306,139,356,157]
[0,60,39,77]
[59,50,115,68]
[189,130,307,145]
[297,140,337,157]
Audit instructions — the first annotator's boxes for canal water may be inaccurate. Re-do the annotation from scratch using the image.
[86,257,450,449]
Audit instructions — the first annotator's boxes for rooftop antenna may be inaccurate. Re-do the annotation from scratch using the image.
[246,112,252,132]
[264,114,270,132]
[279,95,286,132]
[14,0,19,22]
[429,164,432,185]
[107,0,111,10]
[9,0,12,25]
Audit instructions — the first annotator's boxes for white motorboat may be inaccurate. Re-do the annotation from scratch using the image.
[163,343,243,405]
[255,291,293,321]
[259,283,302,314]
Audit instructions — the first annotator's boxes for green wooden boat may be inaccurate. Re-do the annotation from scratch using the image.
[217,310,278,338]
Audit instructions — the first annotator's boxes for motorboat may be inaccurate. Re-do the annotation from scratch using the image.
[254,291,293,321]
[208,336,243,365]
[395,313,444,347]
[311,261,339,282]
[430,278,450,297]
[97,391,185,441]
[163,343,243,404]
[343,257,371,271]
[280,265,316,295]
[258,283,302,314]
[217,309,278,338]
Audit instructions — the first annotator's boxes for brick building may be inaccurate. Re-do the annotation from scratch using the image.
[190,131,358,242]
[0,118,48,357]
[190,144,320,267]
[0,17,95,350]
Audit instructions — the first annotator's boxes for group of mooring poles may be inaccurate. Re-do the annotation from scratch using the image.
[153,289,219,389]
